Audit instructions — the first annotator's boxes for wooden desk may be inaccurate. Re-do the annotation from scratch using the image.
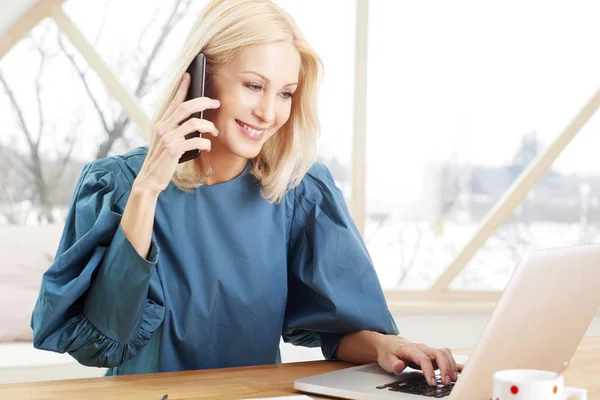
[1,337,599,400]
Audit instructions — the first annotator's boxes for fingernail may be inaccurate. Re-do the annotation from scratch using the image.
[430,377,437,386]
[182,73,189,81]
[446,375,452,385]
[454,372,458,380]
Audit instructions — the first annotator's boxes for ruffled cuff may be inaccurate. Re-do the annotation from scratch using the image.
[83,225,160,342]
[282,328,320,348]
[317,332,346,361]
[66,297,164,368]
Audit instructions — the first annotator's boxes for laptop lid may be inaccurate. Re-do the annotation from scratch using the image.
[294,244,600,400]
[450,243,600,399]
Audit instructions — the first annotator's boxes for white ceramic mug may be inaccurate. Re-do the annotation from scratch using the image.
[493,369,587,400]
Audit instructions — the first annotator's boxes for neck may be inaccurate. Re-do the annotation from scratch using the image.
[198,150,247,185]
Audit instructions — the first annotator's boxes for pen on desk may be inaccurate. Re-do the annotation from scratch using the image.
[161,395,168,400]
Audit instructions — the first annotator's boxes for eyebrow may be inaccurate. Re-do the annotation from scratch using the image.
[241,70,298,88]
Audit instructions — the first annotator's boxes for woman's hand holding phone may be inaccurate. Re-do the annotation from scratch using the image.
[134,72,220,194]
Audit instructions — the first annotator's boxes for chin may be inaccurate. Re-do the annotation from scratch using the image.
[228,140,264,159]
[227,131,275,160]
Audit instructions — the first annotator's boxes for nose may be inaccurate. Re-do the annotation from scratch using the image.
[253,94,275,126]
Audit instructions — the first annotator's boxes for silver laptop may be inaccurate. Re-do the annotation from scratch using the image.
[294,243,600,400]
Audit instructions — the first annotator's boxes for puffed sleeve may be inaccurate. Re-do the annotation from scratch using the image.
[282,162,398,360]
[31,158,165,368]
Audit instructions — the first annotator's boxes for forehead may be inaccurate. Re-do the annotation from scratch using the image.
[225,41,301,84]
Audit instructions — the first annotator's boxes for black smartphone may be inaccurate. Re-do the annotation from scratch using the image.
[178,53,207,164]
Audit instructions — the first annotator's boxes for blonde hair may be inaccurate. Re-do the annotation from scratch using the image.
[150,0,323,203]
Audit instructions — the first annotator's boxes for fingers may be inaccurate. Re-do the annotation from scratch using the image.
[429,348,453,386]
[442,348,458,381]
[162,97,220,131]
[153,117,217,158]
[384,339,461,388]
[414,351,437,387]
[391,358,407,375]
[159,137,212,161]
[154,125,213,160]
[422,346,460,386]
[174,137,212,154]
[170,118,219,138]
[393,342,437,387]
[163,73,191,121]
[379,352,406,374]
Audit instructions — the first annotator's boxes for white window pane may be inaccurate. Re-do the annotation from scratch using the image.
[0,1,208,225]
[366,0,600,290]
[64,0,209,117]
[452,110,600,290]
[275,0,356,198]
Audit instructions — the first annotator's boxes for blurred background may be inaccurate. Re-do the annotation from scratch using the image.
[2,0,600,384]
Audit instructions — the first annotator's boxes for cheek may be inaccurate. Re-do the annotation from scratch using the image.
[265,109,291,142]
[207,85,244,119]
[275,103,293,128]
[208,98,238,123]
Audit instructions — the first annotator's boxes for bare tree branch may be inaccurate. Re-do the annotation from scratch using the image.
[32,44,46,150]
[95,0,194,159]
[0,29,69,224]
[140,76,161,97]
[29,25,64,150]
[56,31,112,133]
[383,160,474,287]
[94,0,114,45]
[0,146,20,224]
[134,0,187,98]
[0,72,36,153]
[50,118,82,189]
[0,140,36,224]
[135,6,162,55]
[1,1,196,225]
[365,212,390,243]
[395,223,427,286]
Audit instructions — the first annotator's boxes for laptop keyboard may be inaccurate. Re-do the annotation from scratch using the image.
[376,373,456,398]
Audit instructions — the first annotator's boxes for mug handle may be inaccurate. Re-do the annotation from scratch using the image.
[565,386,587,400]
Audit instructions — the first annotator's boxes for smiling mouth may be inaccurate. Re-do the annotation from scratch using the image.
[235,120,267,136]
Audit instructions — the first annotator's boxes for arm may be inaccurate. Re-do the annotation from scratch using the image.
[33,74,218,367]
[336,330,462,387]
[335,330,389,364]
[283,163,398,360]
[120,182,160,259]
[81,174,163,348]
[31,162,165,368]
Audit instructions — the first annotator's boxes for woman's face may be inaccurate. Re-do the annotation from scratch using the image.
[203,41,301,161]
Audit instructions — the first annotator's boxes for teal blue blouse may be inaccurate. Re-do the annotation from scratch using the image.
[31,146,398,375]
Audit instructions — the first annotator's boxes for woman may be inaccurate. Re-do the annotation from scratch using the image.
[31,0,460,388]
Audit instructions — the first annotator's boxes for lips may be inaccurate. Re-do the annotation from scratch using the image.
[236,119,265,141]
[236,119,267,133]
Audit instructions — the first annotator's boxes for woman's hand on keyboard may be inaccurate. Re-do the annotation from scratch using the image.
[376,336,464,387]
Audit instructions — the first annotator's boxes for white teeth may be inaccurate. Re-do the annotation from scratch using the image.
[237,120,263,136]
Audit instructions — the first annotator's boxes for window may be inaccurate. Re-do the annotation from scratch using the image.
[0,1,358,227]
[275,0,357,198]
[0,0,206,225]
[365,0,600,290]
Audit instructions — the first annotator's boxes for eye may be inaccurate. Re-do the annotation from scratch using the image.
[280,91,294,100]
[245,83,262,91]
